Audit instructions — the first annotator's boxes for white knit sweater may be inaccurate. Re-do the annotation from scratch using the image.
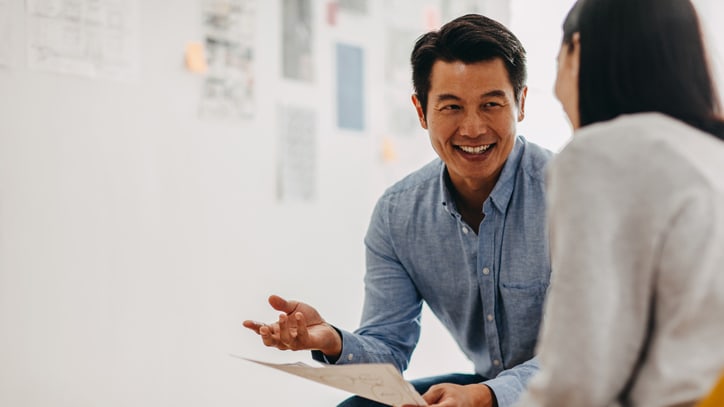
[516,113,724,407]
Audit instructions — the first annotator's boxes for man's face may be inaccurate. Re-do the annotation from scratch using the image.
[413,58,526,191]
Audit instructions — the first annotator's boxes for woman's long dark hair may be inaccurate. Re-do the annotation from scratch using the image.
[563,0,724,140]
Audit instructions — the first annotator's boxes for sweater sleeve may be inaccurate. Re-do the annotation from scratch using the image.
[515,136,659,406]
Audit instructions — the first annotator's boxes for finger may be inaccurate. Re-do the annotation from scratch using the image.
[242,320,266,334]
[269,323,292,350]
[259,325,276,347]
[278,313,293,346]
[294,312,309,343]
[268,294,298,314]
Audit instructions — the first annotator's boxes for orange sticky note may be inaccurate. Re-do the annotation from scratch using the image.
[185,41,208,74]
[381,137,398,163]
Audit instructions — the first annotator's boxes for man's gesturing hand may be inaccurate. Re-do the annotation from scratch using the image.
[243,294,342,358]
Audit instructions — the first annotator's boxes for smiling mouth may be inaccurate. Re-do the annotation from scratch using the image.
[457,144,494,154]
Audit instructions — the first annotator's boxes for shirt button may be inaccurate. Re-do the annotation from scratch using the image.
[462,227,469,234]
[347,354,354,361]
[487,314,494,321]
[482,267,490,275]
[493,359,500,366]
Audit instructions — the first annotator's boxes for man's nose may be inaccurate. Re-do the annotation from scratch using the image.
[459,109,487,137]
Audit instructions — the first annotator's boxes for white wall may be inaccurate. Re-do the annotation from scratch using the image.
[4,1,722,406]
[1,1,382,405]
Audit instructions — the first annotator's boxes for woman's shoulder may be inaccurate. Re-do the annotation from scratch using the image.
[561,112,724,190]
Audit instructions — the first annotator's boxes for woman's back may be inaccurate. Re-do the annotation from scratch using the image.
[535,111,724,406]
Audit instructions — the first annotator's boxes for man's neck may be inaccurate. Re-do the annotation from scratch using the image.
[451,181,495,234]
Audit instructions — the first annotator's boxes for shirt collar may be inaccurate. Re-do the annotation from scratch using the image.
[438,136,525,214]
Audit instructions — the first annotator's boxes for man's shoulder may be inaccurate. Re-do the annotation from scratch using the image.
[382,158,443,198]
[517,136,555,182]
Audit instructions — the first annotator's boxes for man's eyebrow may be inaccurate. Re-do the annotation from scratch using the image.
[434,90,509,103]
[434,93,462,103]
[481,90,507,98]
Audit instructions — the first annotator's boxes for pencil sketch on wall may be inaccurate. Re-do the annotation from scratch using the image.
[26,0,139,79]
[282,0,314,82]
[276,105,317,202]
[198,0,256,119]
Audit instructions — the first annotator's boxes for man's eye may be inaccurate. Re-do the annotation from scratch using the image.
[483,102,501,108]
[441,105,461,110]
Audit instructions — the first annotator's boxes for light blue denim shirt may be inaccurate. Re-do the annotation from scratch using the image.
[314,136,552,407]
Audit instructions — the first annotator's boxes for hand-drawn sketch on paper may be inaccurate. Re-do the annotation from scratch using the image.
[199,0,256,119]
[26,0,139,79]
[281,0,314,82]
[235,356,428,406]
[276,105,316,202]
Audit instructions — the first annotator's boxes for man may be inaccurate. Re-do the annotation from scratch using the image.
[244,14,552,407]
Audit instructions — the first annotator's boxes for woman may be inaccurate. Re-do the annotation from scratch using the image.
[515,0,724,406]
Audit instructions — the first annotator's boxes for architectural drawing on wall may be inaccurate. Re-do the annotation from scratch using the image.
[282,0,314,82]
[336,43,365,131]
[0,0,11,67]
[26,0,139,79]
[198,0,256,119]
[276,105,316,202]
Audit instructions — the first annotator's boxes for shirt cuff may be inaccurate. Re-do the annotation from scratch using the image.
[484,375,524,407]
[310,326,363,365]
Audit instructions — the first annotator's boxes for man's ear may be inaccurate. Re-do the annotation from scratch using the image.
[411,94,428,129]
[517,86,528,122]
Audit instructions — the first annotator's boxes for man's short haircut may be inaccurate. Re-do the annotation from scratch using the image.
[410,14,527,118]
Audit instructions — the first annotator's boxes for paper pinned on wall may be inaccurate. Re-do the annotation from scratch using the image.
[336,43,365,131]
[326,1,338,26]
[234,355,428,407]
[277,105,317,203]
[440,0,480,23]
[26,0,140,79]
[338,0,368,14]
[0,0,11,67]
[423,6,440,31]
[282,0,314,81]
[198,0,256,119]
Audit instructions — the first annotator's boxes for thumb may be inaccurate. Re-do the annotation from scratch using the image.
[268,294,298,314]
[422,385,444,404]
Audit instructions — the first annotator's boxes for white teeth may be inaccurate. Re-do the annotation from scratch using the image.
[459,144,492,154]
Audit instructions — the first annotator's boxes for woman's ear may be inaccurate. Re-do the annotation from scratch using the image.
[569,32,581,77]
[411,94,428,129]
[517,86,528,122]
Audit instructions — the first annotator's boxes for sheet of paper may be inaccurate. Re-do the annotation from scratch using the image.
[336,43,365,131]
[234,355,427,406]
[26,0,139,79]
[276,105,317,203]
[282,0,314,81]
[0,0,11,67]
[198,0,255,119]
